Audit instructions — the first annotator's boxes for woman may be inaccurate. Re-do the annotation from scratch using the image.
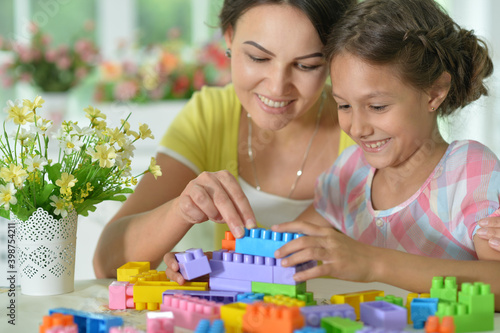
[92,0,356,279]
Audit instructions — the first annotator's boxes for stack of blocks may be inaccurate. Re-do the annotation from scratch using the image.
[101,227,496,333]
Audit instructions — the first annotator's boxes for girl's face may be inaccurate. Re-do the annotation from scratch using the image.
[330,52,440,171]
[225,4,328,131]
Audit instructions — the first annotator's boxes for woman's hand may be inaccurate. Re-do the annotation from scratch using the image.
[477,217,500,252]
[272,221,378,283]
[176,171,257,238]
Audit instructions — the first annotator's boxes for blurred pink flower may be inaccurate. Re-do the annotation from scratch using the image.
[114,80,139,101]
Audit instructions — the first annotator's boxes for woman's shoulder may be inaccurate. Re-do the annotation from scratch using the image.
[192,84,239,106]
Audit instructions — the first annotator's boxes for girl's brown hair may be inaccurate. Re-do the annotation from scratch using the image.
[324,0,493,116]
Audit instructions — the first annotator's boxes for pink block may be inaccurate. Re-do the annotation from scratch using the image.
[159,294,222,330]
[109,281,135,310]
[147,312,174,333]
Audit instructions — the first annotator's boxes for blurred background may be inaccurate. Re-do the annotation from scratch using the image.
[0,0,498,280]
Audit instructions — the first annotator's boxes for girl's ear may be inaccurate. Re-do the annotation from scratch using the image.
[428,72,451,112]
[223,25,234,50]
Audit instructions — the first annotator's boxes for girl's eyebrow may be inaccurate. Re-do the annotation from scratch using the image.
[243,41,323,60]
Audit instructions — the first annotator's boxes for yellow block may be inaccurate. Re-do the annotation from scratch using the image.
[117,262,150,282]
[221,302,248,333]
[129,270,168,283]
[330,290,385,320]
[263,295,306,307]
[133,280,208,310]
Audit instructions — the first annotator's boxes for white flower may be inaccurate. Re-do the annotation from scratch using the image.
[60,135,84,154]
[30,118,53,135]
[25,155,48,172]
[0,183,17,210]
[70,123,93,136]
[9,128,35,142]
[49,195,68,218]
[120,139,135,159]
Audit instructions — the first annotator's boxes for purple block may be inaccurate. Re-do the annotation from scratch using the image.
[162,290,242,304]
[360,301,407,330]
[300,304,356,327]
[175,248,212,280]
[209,276,252,292]
[273,259,317,285]
[209,250,274,283]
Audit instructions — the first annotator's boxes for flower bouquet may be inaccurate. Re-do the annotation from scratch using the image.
[0,95,161,220]
[0,95,161,295]
[1,23,99,92]
[93,39,231,103]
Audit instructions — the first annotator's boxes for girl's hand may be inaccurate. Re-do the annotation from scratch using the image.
[176,171,257,238]
[164,252,185,284]
[477,217,500,252]
[272,221,378,283]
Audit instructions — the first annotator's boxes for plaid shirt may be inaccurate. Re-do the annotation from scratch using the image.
[314,140,500,260]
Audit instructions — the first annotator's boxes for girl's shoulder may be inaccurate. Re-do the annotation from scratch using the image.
[444,140,500,173]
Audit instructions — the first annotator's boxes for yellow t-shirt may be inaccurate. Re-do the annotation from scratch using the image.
[159,84,355,246]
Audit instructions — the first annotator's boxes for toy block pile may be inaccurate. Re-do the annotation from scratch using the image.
[41,227,495,333]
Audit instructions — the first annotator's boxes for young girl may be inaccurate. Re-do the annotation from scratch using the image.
[272,0,500,310]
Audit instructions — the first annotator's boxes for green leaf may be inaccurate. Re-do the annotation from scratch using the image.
[0,208,10,219]
[45,163,62,184]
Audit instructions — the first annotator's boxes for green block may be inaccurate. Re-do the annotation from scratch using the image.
[297,292,317,306]
[321,317,364,333]
[375,294,404,307]
[430,276,457,302]
[436,301,494,333]
[459,282,494,314]
[251,281,306,297]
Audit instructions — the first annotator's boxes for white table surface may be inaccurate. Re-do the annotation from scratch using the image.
[0,278,498,332]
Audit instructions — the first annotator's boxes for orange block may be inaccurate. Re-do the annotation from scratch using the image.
[221,231,236,251]
[243,302,304,333]
[425,316,455,333]
[39,313,76,333]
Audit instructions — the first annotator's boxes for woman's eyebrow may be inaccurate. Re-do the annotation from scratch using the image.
[243,41,323,60]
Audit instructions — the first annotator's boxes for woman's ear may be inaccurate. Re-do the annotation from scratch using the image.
[224,25,234,50]
[428,71,451,112]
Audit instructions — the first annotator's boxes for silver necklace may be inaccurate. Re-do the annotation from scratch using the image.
[247,91,325,198]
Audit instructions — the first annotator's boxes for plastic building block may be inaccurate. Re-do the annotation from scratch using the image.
[236,292,266,304]
[147,311,174,333]
[330,290,385,320]
[175,248,212,280]
[210,250,274,283]
[300,304,356,327]
[263,294,306,307]
[297,292,317,306]
[109,281,135,310]
[220,302,248,333]
[320,317,363,333]
[40,313,77,333]
[430,277,457,302]
[355,327,410,333]
[162,290,242,304]
[210,276,253,292]
[235,227,303,258]
[425,316,455,333]
[410,298,439,329]
[242,302,304,333]
[129,270,168,283]
[294,328,326,333]
[458,282,494,315]
[195,319,225,333]
[133,280,208,310]
[49,308,123,333]
[274,259,317,285]
[117,262,150,282]
[359,301,407,330]
[406,292,430,324]
[222,231,236,251]
[159,294,222,330]
[251,281,307,297]
[435,302,493,333]
[375,295,403,307]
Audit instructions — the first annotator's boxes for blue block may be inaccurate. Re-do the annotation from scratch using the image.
[235,228,303,258]
[294,327,326,333]
[410,298,439,329]
[195,319,225,333]
[49,307,123,333]
[236,292,266,303]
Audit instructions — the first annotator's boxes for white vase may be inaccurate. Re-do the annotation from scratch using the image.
[14,208,78,296]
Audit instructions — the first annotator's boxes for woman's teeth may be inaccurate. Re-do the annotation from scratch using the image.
[258,95,291,108]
